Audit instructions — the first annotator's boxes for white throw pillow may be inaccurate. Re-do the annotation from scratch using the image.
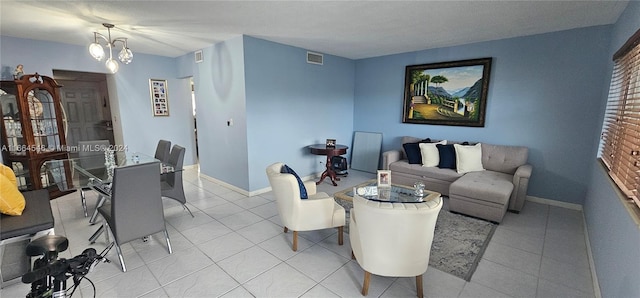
[454,143,485,174]
[419,140,447,167]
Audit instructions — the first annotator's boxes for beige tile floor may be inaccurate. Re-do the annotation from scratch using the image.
[1,167,596,297]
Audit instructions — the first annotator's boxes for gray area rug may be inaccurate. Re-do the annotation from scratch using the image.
[336,200,496,281]
[430,209,496,281]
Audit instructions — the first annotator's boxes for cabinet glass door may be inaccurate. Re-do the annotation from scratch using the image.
[28,88,62,153]
[1,87,25,155]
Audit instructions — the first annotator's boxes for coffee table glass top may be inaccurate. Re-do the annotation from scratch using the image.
[334,179,440,203]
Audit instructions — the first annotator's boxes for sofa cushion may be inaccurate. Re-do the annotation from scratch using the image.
[436,144,456,169]
[481,144,528,174]
[419,140,446,167]
[389,160,463,182]
[454,143,485,174]
[0,190,53,240]
[281,165,308,199]
[401,136,425,145]
[450,171,513,205]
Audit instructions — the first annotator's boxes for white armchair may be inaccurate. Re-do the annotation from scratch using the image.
[350,194,443,297]
[266,162,345,251]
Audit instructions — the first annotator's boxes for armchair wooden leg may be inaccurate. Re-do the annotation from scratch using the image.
[362,271,371,296]
[338,226,344,245]
[351,250,355,260]
[416,274,423,298]
[284,227,288,233]
[292,231,298,251]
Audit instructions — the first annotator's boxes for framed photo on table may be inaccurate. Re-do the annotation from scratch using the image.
[149,79,170,116]
[377,170,391,188]
[326,138,336,148]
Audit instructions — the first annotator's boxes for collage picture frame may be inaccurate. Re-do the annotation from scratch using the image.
[149,79,169,116]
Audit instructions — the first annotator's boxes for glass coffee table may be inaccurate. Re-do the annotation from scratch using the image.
[334,179,440,204]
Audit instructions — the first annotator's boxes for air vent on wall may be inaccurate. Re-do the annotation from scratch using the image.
[195,50,203,63]
[307,51,323,65]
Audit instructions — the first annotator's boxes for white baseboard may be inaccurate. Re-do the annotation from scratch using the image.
[198,173,251,197]
[526,195,582,211]
[241,173,320,197]
[582,213,602,298]
[197,173,319,197]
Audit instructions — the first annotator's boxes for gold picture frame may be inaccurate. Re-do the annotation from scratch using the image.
[149,79,169,116]
[402,58,492,127]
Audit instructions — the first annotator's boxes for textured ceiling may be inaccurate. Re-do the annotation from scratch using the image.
[0,1,629,59]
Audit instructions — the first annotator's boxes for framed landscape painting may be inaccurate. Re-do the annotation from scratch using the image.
[402,58,492,127]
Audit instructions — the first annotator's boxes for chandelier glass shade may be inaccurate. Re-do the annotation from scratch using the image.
[89,23,133,73]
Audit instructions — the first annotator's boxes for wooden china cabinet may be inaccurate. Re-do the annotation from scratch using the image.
[0,73,73,198]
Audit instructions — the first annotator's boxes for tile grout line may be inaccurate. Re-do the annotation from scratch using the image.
[535,203,551,298]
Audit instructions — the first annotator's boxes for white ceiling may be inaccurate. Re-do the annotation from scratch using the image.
[0,1,629,60]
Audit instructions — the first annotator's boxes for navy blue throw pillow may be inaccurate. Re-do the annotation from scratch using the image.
[281,164,308,199]
[402,143,422,164]
[436,144,456,169]
[402,138,432,164]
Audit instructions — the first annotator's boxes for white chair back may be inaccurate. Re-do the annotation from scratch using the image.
[350,194,443,277]
[266,162,302,228]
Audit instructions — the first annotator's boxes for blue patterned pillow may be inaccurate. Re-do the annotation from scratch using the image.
[281,164,308,199]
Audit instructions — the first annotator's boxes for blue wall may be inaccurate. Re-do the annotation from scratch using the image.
[191,36,250,189]
[178,36,355,191]
[584,1,640,297]
[243,36,355,191]
[0,36,196,166]
[353,26,612,204]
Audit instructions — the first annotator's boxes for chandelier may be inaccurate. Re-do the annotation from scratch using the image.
[88,23,133,73]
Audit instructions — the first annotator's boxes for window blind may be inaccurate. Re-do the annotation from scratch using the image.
[600,28,640,208]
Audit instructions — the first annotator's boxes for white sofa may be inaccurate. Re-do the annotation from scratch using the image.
[382,136,532,223]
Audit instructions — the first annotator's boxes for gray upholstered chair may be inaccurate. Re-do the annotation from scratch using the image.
[161,145,193,217]
[265,162,345,251]
[154,140,171,164]
[98,162,172,272]
[77,140,110,217]
[350,195,443,297]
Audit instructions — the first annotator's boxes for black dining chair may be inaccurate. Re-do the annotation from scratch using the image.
[161,145,193,217]
[98,162,172,272]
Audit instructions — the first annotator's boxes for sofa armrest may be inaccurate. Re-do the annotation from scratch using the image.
[514,164,532,179]
[510,164,532,212]
[382,150,403,170]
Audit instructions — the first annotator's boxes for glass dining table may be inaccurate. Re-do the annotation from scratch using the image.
[43,152,176,242]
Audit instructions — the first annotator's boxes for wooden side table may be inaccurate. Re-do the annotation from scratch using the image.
[308,144,348,186]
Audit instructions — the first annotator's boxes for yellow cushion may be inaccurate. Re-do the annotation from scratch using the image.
[0,173,26,216]
[0,164,17,188]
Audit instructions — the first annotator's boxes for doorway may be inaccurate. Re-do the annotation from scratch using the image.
[53,70,115,149]
[191,77,199,162]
